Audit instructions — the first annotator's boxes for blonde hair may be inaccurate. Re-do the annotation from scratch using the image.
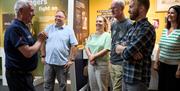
[97,16,109,32]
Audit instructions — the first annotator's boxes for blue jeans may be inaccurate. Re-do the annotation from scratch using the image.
[44,64,68,91]
[122,80,148,91]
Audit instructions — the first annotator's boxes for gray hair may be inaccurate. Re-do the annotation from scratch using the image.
[113,0,125,10]
[14,0,31,16]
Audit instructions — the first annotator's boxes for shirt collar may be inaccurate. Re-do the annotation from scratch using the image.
[13,19,29,29]
[134,18,148,26]
[55,24,65,30]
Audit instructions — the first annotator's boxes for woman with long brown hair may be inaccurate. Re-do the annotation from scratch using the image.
[154,5,180,91]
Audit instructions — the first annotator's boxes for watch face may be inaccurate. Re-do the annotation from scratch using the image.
[71,58,75,61]
[41,55,45,58]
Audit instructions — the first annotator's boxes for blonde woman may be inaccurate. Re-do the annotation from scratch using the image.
[85,16,111,91]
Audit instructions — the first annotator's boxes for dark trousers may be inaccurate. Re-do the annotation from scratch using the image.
[44,64,68,91]
[158,62,180,91]
[6,69,35,91]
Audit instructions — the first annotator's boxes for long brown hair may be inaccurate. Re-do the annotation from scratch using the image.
[166,5,180,29]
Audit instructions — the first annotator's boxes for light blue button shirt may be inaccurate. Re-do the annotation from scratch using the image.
[44,24,78,65]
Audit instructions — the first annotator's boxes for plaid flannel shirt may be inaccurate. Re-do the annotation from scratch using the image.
[121,18,156,86]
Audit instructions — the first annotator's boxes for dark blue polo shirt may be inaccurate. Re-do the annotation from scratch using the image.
[4,19,38,72]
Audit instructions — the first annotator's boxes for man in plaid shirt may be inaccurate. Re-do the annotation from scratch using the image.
[115,0,156,91]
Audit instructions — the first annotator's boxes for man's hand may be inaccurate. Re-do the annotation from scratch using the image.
[64,60,74,69]
[133,52,143,60]
[38,31,48,42]
[115,44,126,54]
[41,57,46,65]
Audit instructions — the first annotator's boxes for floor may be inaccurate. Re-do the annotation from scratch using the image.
[0,79,71,91]
[0,79,158,91]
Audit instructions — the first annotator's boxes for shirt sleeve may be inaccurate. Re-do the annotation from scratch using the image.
[10,29,27,48]
[69,28,78,46]
[104,33,111,50]
[122,26,155,60]
[85,34,92,48]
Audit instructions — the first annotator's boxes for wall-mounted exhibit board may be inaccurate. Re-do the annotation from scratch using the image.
[0,1,77,90]
[74,0,89,45]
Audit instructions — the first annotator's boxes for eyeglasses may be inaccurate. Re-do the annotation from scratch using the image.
[55,15,65,18]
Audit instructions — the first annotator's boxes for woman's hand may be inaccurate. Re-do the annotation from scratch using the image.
[89,54,96,61]
[176,66,180,78]
[153,60,160,71]
[88,54,96,65]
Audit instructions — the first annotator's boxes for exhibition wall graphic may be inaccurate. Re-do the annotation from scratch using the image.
[1,0,68,41]
[74,0,89,45]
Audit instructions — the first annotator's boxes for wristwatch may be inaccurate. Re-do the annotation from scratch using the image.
[41,55,45,58]
[70,57,75,61]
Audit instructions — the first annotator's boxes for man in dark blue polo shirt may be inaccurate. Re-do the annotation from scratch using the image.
[4,0,47,91]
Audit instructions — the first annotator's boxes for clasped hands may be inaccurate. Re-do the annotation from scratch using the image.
[88,54,96,65]
[38,31,48,42]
